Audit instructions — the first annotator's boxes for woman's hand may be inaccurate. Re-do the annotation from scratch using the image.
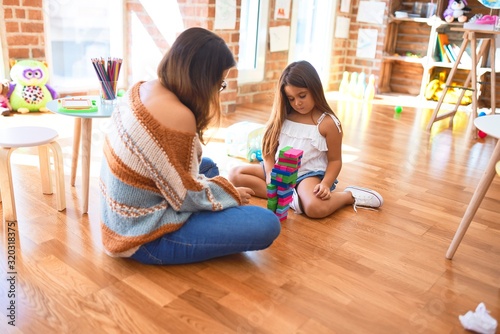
[236,187,255,205]
[313,183,331,200]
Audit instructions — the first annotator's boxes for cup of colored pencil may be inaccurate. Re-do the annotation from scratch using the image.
[91,57,122,105]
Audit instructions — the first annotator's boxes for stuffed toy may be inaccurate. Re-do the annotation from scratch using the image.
[8,59,57,113]
[0,79,12,116]
[443,0,471,23]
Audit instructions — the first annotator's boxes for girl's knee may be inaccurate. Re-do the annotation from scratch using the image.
[227,166,240,184]
[301,201,327,219]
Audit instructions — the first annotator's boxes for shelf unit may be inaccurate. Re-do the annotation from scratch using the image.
[380,0,498,101]
[419,20,471,98]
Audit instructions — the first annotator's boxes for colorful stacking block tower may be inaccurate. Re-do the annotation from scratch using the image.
[267,146,303,221]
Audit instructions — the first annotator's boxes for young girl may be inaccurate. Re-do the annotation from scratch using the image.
[229,61,383,218]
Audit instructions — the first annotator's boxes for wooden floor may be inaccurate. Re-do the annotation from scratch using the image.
[0,95,499,333]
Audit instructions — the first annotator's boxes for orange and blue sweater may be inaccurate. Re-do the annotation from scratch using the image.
[99,81,241,257]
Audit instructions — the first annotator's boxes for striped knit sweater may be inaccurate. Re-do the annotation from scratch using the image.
[99,81,242,257]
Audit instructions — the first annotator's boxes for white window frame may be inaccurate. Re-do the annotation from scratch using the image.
[0,8,7,79]
[238,0,269,84]
[44,0,124,93]
[288,0,336,86]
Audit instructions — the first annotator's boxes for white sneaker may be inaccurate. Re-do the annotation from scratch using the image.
[289,188,303,214]
[344,186,383,212]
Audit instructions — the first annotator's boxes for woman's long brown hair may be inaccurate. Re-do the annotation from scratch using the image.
[157,27,236,143]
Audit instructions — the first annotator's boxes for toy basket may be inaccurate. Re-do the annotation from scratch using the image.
[225,121,265,162]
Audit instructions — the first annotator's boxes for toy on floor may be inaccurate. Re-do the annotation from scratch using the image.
[267,146,303,221]
[0,79,12,116]
[477,111,487,138]
[9,59,57,113]
[225,121,265,162]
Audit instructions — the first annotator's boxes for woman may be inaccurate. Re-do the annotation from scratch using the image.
[100,27,281,264]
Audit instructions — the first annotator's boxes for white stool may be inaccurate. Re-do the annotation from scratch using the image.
[446,115,500,259]
[0,126,66,222]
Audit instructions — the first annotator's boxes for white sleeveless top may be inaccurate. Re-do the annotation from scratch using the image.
[276,113,341,177]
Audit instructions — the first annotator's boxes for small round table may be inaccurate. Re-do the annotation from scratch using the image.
[446,114,500,259]
[46,97,116,214]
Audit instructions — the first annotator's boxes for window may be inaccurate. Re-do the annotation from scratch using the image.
[238,0,269,84]
[0,39,6,80]
[129,0,184,84]
[0,8,6,79]
[288,0,336,85]
[44,0,124,93]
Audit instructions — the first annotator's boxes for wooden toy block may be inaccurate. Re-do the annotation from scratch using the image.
[284,148,304,159]
[276,206,289,214]
[277,188,293,197]
[272,167,294,176]
[278,197,292,206]
[279,146,293,155]
[277,161,301,168]
[267,184,277,191]
[278,157,301,165]
[270,179,289,188]
[273,164,298,173]
[276,211,288,221]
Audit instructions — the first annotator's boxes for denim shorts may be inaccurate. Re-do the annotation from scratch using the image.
[297,171,338,191]
[262,162,338,191]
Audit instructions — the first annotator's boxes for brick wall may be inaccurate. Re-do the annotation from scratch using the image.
[0,0,388,108]
[330,0,389,93]
[237,1,291,105]
[126,0,241,113]
[2,0,46,62]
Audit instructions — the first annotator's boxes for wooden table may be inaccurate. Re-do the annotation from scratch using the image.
[46,97,115,214]
[446,114,500,259]
[427,28,500,137]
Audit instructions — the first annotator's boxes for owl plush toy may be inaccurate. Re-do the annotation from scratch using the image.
[8,59,57,113]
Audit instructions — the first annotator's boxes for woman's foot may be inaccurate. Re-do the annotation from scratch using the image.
[344,186,383,211]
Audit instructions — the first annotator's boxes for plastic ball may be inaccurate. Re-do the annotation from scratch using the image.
[394,106,403,113]
[117,89,126,97]
[478,130,487,138]
[478,111,486,117]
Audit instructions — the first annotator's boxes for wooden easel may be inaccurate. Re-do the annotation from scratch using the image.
[426,28,500,137]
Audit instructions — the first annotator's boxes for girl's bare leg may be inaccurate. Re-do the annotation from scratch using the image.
[296,177,354,219]
[228,164,268,198]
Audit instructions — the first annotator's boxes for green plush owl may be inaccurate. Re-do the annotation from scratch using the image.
[8,59,57,113]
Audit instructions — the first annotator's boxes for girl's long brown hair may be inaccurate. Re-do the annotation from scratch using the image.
[157,27,236,143]
[262,61,338,157]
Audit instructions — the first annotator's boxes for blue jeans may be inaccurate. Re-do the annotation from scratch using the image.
[130,157,281,264]
[198,156,220,178]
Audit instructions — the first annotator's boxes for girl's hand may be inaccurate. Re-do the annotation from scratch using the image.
[313,183,331,200]
[236,187,255,205]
